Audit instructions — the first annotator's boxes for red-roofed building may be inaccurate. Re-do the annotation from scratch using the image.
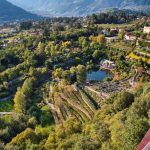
[137,129,150,150]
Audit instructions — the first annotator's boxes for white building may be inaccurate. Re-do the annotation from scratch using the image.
[124,34,136,41]
[105,36,118,43]
[100,59,115,70]
[144,26,150,34]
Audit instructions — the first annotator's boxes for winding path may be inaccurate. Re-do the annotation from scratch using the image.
[85,86,107,100]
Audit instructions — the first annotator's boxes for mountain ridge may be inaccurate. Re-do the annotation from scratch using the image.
[7,0,150,17]
[0,0,40,23]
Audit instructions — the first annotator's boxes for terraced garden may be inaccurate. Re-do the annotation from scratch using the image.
[46,85,99,124]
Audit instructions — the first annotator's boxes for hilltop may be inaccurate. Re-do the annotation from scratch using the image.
[8,0,150,16]
[0,0,40,23]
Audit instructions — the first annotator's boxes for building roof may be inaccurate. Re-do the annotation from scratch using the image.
[137,129,150,150]
[101,59,115,64]
[125,33,136,37]
[144,26,150,29]
[105,36,118,40]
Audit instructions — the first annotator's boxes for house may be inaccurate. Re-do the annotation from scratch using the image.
[8,38,19,44]
[110,28,118,35]
[124,33,136,41]
[100,59,115,70]
[137,129,150,150]
[110,28,118,32]
[143,26,150,34]
[29,31,42,36]
[105,36,118,43]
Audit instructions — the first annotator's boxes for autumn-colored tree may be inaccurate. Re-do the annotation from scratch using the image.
[14,88,26,113]
[96,34,106,44]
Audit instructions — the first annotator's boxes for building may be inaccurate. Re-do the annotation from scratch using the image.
[110,28,118,35]
[144,26,150,34]
[8,38,19,44]
[100,59,115,70]
[124,33,136,41]
[137,129,150,150]
[29,31,43,36]
[105,36,118,43]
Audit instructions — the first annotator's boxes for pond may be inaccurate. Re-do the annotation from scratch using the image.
[86,70,111,82]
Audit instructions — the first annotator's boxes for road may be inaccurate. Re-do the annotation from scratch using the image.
[0,112,14,116]
[0,95,13,101]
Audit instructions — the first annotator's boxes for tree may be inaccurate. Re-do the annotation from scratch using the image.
[14,88,26,113]
[89,122,110,144]
[5,128,37,149]
[96,35,106,44]
[45,42,51,56]
[45,132,56,150]
[74,136,100,150]
[53,68,63,79]
[64,117,82,136]
[20,21,32,30]
[113,92,134,112]
[123,118,149,150]
[82,39,88,49]
[92,50,101,61]
[22,78,35,98]
[76,65,87,84]
[36,42,45,56]
[78,37,86,47]
[74,57,81,65]
[62,41,72,49]
[62,70,71,83]
[70,67,77,83]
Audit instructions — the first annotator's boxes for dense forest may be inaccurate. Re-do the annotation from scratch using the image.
[0,11,150,150]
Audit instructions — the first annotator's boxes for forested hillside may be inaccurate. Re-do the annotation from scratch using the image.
[1,83,150,149]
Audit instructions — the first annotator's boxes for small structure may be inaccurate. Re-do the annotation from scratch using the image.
[100,59,115,70]
[102,29,109,36]
[143,26,150,34]
[110,28,118,35]
[124,33,136,41]
[105,36,118,43]
[8,38,19,44]
[29,31,42,36]
[137,129,150,150]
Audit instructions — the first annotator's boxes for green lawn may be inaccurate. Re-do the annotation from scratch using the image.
[96,20,139,28]
[0,100,13,112]
[108,41,133,51]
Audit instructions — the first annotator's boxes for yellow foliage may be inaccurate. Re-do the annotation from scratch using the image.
[89,34,106,44]
[62,41,72,48]
[128,52,150,64]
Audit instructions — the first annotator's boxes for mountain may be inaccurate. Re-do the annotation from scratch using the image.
[7,0,150,17]
[0,0,40,23]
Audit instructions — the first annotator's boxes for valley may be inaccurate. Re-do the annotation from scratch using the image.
[0,10,150,150]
